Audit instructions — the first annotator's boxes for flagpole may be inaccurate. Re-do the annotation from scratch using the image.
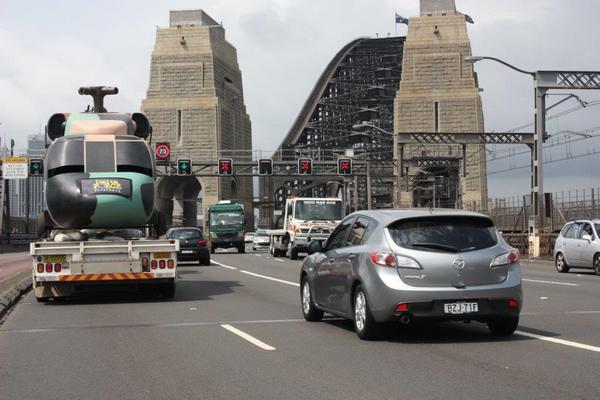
[395,22,397,36]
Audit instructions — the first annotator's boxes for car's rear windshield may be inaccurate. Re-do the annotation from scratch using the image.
[387,216,498,253]
[171,229,203,239]
[255,230,267,236]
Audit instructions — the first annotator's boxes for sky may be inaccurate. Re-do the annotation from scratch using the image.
[1,0,599,198]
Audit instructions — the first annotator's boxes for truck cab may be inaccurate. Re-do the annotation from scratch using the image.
[207,201,246,254]
[269,197,343,260]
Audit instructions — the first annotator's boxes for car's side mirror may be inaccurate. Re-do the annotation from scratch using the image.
[582,234,593,243]
[307,240,323,255]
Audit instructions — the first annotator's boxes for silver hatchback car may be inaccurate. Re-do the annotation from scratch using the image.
[300,209,522,340]
[553,220,600,275]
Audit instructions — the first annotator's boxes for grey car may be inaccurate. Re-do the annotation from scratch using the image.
[553,220,600,275]
[300,209,522,340]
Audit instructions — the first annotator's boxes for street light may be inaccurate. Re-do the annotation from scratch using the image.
[466,55,546,238]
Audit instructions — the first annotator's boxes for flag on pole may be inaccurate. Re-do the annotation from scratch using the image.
[395,13,409,25]
[464,14,474,24]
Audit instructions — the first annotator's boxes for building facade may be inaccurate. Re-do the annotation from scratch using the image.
[394,0,487,208]
[141,10,253,229]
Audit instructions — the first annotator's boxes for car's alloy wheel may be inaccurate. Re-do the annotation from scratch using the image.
[594,254,600,276]
[301,278,323,322]
[555,253,569,273]
[353,286,380,340]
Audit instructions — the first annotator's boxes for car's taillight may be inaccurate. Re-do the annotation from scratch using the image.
[167,259,175,269]
[508,299,519,308]
[159,260,166,269]
[369,252,396,268]
[198,239,207,246]
[151,260,158,269]
[37,263,44,273]
[54,263,62,273]
[45,263,52,273]
[491,248,520,267]
[395,303,409,312]
[370,252,421,269]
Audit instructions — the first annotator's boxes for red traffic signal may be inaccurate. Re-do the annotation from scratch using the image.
[218,158,233,176]
[337,158,352,175]
[298,158,313,175]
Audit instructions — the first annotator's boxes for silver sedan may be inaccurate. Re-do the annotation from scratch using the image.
[300,209,522,340]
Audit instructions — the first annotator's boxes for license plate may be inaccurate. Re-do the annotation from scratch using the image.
[444,302,478,314]
[43,255,66,263]
[181,250,194,254]
[153,252,171,259]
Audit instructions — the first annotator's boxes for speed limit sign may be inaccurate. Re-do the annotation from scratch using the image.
[155,143,171,162]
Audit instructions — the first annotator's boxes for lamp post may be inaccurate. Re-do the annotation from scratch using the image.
[465,56,546,239]
[352,122,395,210]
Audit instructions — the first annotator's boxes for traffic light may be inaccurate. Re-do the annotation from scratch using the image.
[29,159,44,176]
[177,158,192,176]
[337,158,352,175]
[258,158,273,175]
[298,158,313,175]
[218,158,233,176]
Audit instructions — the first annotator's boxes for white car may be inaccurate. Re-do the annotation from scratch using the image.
[252,230,270,251]
[244,232,255,243]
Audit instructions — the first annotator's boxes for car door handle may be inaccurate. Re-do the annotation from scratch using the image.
[328,258,335,263]
[347,254,356,261]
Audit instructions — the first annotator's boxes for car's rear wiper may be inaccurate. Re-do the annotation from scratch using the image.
[410,243,460,252]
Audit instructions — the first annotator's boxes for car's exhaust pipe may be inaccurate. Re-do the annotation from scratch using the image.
[399,314,411,325]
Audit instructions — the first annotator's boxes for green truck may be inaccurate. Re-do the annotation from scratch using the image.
[207,201,246,254]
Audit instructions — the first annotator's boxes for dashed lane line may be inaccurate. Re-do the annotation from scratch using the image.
[522,278,579,287]
[516,330,600,353]
[212,260,300,287]
[221,324,276,351]
[240,270,300,287]
[212,259,600,354]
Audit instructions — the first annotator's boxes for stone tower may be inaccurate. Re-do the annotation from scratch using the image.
[141,10,253,228]
[394,0,487,208]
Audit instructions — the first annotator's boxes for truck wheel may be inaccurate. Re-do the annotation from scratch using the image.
[238,244,245,254]
[290,246,298,260]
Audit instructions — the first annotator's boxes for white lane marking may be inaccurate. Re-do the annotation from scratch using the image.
[516,330,600,353]
[274,259,285,262]
[240,270,300,287]
[540,297,549,300]
[221,324,276,351]
[20,329,57,333]
[522,278,579,287]
[566,310,600,314]
[212,260,238,270]
[254,254,261,257]
[213,259,300,287]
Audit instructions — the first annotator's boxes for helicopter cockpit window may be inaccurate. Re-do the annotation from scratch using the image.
[85,142,115,173]
[116,141,153,177]
[46,139,85,178]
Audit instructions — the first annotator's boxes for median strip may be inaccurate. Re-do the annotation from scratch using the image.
[221,324,276,351]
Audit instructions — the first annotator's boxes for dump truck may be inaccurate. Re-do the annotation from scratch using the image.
[31,86,179,302]
[207,201,246,253]
[267,197,343,260]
